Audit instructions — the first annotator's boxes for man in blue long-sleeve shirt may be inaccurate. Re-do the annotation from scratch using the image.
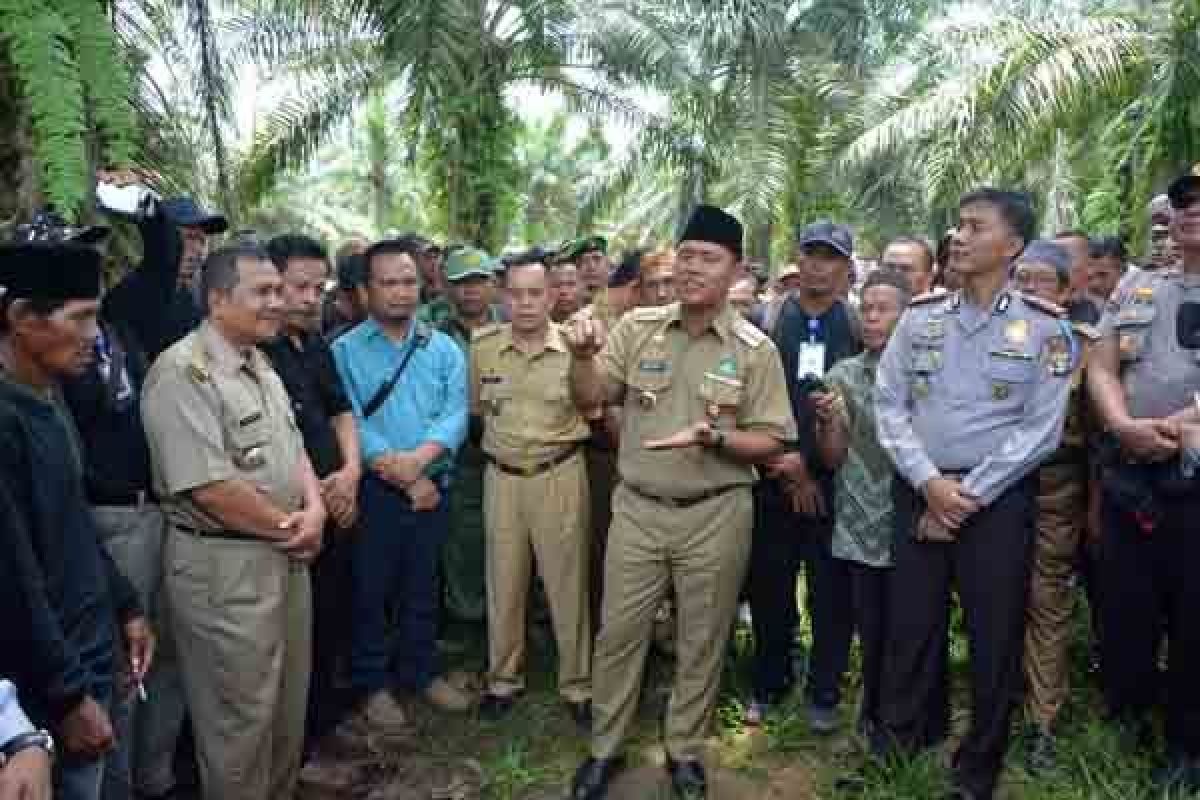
[332,238,471,730]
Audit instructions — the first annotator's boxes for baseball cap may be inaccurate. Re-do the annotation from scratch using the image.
[1167,167,1200,210]
[11,208,109,245]
[444,247,497,283]
[608,251,642,288]
[161,197,228,234]
[796,221,854,259]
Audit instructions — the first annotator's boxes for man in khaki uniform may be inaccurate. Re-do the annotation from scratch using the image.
[141,243,326,800]
[471,261,593,723]
[568,206,795,800]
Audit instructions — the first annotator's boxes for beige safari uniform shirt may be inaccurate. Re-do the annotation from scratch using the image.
[141,321,306,532]
[471,323,590,468]
[600,303,796,498]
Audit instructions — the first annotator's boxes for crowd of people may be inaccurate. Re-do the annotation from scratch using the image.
[0,165,1198,800]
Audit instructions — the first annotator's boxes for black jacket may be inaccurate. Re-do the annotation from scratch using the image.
[0,377,140,724]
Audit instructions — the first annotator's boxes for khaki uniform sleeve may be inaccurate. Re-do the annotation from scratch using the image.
[738,341,797,441]
[141,369,237,495]
[598,315,635,388]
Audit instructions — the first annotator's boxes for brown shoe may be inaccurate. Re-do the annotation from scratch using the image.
[424,676,473,712]
[361,689,412,736]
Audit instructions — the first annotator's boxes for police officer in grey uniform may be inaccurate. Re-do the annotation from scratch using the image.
[1087,169,1200,792]
[873,189,1072,800]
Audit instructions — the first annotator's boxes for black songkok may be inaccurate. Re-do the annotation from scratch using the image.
[0,242,103,302]
[679,205,743,261]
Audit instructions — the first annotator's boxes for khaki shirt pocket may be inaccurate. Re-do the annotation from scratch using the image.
[480,377,511,417]
[227,410,272,472]
[699,372,744,426]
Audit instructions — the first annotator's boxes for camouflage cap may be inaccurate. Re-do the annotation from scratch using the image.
[443,247,497,283]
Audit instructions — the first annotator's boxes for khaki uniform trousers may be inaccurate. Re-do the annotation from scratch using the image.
[592,483,752,761]
[1023,466,1087,730]
[484,451,591,702]
[165,527,312,800]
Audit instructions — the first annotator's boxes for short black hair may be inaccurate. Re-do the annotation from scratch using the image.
[266,233,328,273]
[199,242,272,312]
[862,268,912,306]
[885,235,935,271]
[1053,229,1090,243]
[0,295,70,334]
[959,188,1037,245]
[363,238,421,282]
[1089,235,1127,263]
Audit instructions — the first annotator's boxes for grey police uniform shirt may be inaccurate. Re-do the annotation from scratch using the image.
[1098,269,1200,419]
[875,289,1073,506]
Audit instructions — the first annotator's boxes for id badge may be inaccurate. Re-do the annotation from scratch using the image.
[797,342,826,379]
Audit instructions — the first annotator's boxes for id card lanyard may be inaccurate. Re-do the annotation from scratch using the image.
[797,318,826,379]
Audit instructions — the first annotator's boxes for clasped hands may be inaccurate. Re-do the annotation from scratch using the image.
[372,451,441,511]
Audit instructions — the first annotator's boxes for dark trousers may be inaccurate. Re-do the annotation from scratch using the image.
[1099,487,1200,758]
[747,484,851,708]
[879,476,1035,799]
[307,522,354,745]
[846,561,889,728]
[350,475,449,694]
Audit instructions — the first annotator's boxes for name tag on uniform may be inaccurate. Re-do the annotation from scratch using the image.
[239,411,263,427]
[797,342,825,379]
[638,358,669,373]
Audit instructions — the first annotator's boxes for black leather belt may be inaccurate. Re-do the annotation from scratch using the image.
[88,488,155,507]
[486,446,580,477]
[173,523,263,544]
[625,483,739,509]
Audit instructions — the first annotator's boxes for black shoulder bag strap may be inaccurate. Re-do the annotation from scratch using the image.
[362,322,431,419]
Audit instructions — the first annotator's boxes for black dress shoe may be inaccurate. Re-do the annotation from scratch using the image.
[566,699,593,729]
[478,692,517,720]
[570,756,623,800]
[665,756,707,799]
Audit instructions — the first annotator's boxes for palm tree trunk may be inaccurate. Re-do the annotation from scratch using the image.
[0,47,39,223]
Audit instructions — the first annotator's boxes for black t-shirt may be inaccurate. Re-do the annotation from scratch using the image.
[261,332,353,478]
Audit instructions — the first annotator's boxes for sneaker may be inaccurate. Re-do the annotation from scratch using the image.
[805,702,839,735]
[478,692,518,720]
[743,701,769,727]
[424,676,473,712]
[360,689,412,736]
[1024,728,1056,775]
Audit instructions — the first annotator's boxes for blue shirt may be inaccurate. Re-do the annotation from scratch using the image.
[0,681,34,748]
[332,318,468,469]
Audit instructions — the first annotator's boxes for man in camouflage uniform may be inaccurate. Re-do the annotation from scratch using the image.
[420,248,503,626]
[1010,240,1098,772]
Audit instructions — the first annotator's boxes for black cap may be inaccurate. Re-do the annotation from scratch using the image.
[1167,169,1200,210]
[609,250,642,288]
[161,197,228,234]
[796,221,853,258]
[12,208,109,245]
[679,205,743,260]
[0,242,103,302]
[336,253,367,289]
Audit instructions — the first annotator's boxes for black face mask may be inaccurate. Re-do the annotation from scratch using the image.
[1177,302,1200,349]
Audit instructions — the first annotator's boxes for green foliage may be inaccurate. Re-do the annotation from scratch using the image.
[0,0,137,213]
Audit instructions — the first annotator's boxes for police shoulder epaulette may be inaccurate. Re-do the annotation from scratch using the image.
[909,288,949,307]
[1071,321,1100,342]
[1019,292,1066,318]
[734,317,767,348]
[630,306,672,323]
[471,323,504,341]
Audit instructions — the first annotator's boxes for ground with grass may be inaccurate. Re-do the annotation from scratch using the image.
[298,600,1182,800]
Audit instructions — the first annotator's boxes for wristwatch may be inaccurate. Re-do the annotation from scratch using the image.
[0,729,54,767]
